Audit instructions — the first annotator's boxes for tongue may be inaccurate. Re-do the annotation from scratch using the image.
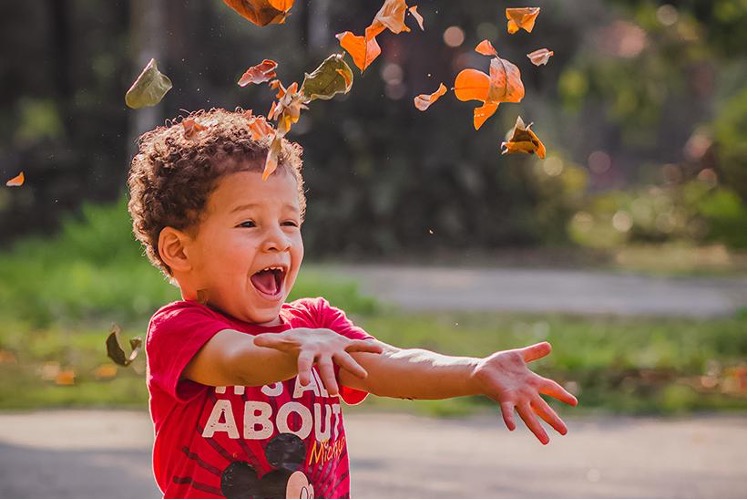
[251,270,278,295]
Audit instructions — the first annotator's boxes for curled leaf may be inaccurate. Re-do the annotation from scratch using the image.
[125,58,172,109]
[527,48,554,66]
[238,59,278,86]
[263,133,283,180]
[501,116,546,158]
[487,56,525,104]
[247,114,275,141]
[374,0,410,34]
[473,101,499,130]
[222,0,294,26]
[506,7,540,34]
[475,40,498,57]
[300,53,354,102]
[414,83,447,111]
[5,171,24,187]
[105,324,143,367]
[408,5,424,30]
[336,30,382,73]
[182,117,207,139]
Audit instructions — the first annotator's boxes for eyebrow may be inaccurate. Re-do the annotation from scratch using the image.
[229,203,300,214]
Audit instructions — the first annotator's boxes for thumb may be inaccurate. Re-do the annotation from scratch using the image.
[520,341,552,363]
[253,333,292,350]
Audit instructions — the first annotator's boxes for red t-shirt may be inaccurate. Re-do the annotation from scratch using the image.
[146,297,373,499]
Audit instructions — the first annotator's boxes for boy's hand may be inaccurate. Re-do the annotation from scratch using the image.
[253,329,383,396]
[471,341,578,445]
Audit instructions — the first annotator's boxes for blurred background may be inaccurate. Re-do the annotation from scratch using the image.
[0,0,745,497]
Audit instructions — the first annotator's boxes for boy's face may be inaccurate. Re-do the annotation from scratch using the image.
[181,169,304,325]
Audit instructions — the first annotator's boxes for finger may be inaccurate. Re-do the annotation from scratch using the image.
[317,356,340,396]
[531,396,567,435]
[499,401,516,432]
[540,377,579,407]
[296,351,314,386]
[345,339,384,355]
[517,402,550,445]
[333,351,368,379]
[520,342,552,363]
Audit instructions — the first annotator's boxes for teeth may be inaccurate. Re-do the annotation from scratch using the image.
[262,266,284,272]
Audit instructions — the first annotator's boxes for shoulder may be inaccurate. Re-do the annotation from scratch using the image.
[283,297,373,340]
[149,300,227,330]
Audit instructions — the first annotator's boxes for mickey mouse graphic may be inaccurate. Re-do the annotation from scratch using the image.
[220,433,314,499]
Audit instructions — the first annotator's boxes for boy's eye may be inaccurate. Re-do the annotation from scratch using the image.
[282,220,300,228]
[238,221,256,228]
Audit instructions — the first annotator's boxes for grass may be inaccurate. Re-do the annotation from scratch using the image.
[0,199,744,414]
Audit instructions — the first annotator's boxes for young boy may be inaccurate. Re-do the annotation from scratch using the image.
[127,108,577,499]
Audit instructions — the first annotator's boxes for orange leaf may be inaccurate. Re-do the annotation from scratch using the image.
[454,69,491,102]
[374,0,410,34]
[336,31,382,72]
[527,48,554,66]
[248,115,275,140]
[408,5,424,30]
[501,116,546,158]
[55,369,76,386]
[222,0,293,26]
[473,101,499,130]
[238,59,278,86]
[414,83,447,111]
[506,7,540,34]
[5,171,24,187]
[182,118,207,139]
[475,40,498,57]
[263,134,283,180]
[487,56,525,103]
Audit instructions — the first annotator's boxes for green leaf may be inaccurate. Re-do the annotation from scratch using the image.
[300,53,354,102]
[105,324,143,367]
[125,58,173,109]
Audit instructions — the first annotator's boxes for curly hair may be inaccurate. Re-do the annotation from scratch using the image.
[127,108,305,277]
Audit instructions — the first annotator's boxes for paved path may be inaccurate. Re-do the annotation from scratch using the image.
[0,410,744,498]
[324,265,746,317]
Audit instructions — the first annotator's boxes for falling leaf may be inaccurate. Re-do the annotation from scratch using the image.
[247,114,275,141]
[238,59,279,86]
[269,82,307,136]
[300,53,354,102]
[408,5,424,30]
[475,39,498,57]
[501,116,546,158]
[182,117,207,139]
[527,48,554,66]
[5,171,24,187]
[506,7,540,34]
[106,324,143,367]
[263,134,283,180]
[374,0,410,34]
[414,83,447,111]
[125,58,173,109]
[336,29,382,72]
[222,0,294,26]
[453,43,525,129]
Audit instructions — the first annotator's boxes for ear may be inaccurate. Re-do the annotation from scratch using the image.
[158,227,192,273]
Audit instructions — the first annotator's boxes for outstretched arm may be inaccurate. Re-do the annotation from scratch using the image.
[339,341,577,444]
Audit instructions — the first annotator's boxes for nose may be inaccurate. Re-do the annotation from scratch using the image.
[261,224,291,252]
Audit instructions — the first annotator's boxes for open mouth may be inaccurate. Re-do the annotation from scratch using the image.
[250,266,287,298]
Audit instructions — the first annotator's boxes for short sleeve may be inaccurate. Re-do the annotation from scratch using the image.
[146,302,232,402]
[305,297,375,405]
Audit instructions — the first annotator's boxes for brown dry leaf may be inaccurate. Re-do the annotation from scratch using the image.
[182,117,207,139]
[486,56,525,104]
[106,324,143,367]
[238,59,279,86]
[124,58,172,109]
[263,134,283,180]
[5,171,24,187]
[93,363,118,380]
[374,0,410,34]
[336,30,382,72]
[414,83,447,111]
[408,5,424,30]
[527,48,554,66]
[506,7,540,34]
[501,116,546,158]
[222,0,294,26]
[473,101,499,130]
[247,115,275,141]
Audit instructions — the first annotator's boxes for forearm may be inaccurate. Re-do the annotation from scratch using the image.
[343,345,481,400]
